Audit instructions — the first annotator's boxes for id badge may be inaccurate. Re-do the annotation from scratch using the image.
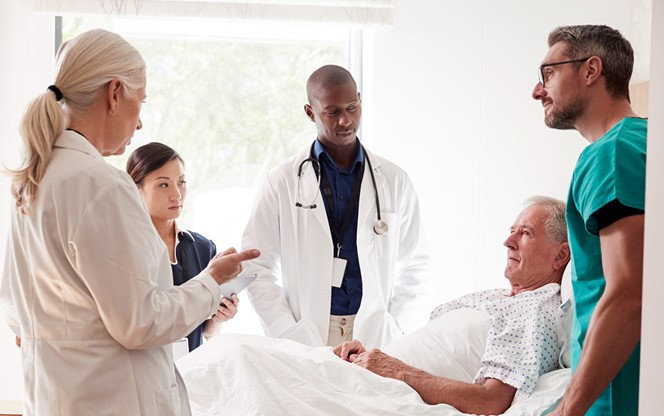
[331,257,347,288]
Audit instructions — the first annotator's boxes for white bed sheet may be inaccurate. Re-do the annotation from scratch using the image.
[177,334,569,416]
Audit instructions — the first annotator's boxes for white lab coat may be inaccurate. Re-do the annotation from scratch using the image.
[242,144,430,349]
[0,131,220,416]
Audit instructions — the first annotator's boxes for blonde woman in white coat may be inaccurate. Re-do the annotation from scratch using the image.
[242,65,429,350]
[0,29,259,416]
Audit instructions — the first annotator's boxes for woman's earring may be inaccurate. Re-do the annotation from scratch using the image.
[109,108,117,116]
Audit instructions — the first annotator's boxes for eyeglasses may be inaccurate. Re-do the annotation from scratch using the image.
[538,57,591,88]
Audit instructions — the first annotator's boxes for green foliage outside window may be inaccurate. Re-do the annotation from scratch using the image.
[62,17,347,215]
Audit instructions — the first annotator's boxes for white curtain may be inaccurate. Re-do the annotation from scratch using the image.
[34,0,395,26]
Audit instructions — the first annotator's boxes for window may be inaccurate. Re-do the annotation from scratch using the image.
[62,16,354,336]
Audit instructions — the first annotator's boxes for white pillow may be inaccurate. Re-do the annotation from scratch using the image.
[383,308,491,383]
[555,300,574,368]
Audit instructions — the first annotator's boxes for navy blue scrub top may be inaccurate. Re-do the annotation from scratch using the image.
[171,229,217,351]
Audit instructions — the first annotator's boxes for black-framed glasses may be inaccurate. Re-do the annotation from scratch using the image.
[538,57,591,88]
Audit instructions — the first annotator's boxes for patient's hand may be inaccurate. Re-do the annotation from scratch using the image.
[352,349,409,380]
[333,340,367,362]
[15,336,21,348]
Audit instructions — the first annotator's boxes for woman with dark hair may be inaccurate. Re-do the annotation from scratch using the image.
[127,142,239,351]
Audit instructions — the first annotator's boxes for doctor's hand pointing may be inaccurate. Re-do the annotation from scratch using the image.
[205,247,260,285]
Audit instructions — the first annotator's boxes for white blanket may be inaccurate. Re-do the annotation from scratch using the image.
[177,334,569,416]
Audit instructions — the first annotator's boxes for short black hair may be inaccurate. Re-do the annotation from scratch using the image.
[306,65,357,104]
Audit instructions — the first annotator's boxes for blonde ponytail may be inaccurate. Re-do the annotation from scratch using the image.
[9,89,66,214]
[6,29,145,214]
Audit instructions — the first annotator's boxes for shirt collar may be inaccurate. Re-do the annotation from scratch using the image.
[313,138,364,172]
[175,221,195,242]
[53,129,104,160]
[171,222,194,265]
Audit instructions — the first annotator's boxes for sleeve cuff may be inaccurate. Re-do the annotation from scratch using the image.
[193,271,221,314]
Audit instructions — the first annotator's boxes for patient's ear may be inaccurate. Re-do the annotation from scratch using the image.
[553,242,571,271]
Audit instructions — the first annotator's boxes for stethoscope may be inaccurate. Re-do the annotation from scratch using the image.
[295,142,388,236]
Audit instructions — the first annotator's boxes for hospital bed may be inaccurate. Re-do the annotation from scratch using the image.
[177,304,573,416]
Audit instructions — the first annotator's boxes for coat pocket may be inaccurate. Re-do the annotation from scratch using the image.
[373,213,396,259]
[155,383,181,415]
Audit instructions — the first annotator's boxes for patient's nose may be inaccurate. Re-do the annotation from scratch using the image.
[503,234,517,249]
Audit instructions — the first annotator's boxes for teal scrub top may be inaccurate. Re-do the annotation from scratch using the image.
[566,117,647,416]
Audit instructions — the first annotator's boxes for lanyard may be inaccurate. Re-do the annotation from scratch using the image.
[319,160,364,258]
[312,144,365,258]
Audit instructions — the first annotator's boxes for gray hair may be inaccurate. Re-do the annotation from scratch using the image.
[524,195,567,243]
[8,29,146,214]
[548,25,633,101]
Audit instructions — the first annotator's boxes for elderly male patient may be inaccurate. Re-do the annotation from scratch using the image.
[178,195,570,415]
[335,195,570,415]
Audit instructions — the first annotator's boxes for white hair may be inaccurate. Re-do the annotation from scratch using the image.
[524,195,567,243]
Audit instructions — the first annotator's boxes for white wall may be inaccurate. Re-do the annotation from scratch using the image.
[364,0,638,303]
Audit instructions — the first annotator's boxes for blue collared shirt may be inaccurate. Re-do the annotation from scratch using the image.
[314,139,364,315]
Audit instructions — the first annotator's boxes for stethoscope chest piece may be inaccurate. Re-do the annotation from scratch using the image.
[373,220,388,235]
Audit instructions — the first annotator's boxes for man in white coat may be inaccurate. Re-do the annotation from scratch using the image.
[242,65,430,349]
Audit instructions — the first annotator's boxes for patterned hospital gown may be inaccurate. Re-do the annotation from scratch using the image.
[429,283,562,401]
